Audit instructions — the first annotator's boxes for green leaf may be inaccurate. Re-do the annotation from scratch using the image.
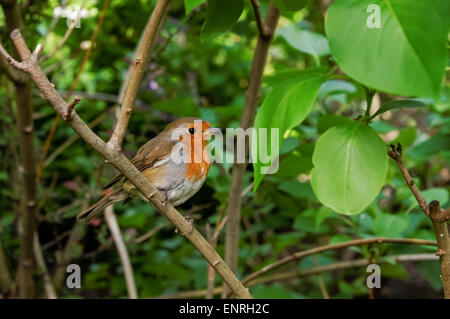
[273,0,309,11]
[406,133,450,161]
[311,122,388,215]
[252,69,326,190]
[317,114,353,134]
[371,99,426,119]
[325,0,449,98]
[373,213,409,237]
[408,188,449,211]
[278,180,315,200]
[315,206,334,229]
[278,25,330,58]
[200,0,244,42]
[184,0,206,14]
[252,69,325,191]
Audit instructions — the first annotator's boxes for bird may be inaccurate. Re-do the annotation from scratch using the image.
[77,117,220,224]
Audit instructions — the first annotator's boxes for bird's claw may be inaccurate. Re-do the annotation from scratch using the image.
[161,190,168,208]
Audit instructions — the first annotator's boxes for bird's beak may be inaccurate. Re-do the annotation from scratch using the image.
[203,127,221,138]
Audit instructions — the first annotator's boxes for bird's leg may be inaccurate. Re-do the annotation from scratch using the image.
[159,189,168,208]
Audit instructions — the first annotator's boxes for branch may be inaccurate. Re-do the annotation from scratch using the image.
[1,1,38,297]
[387,144,428,214]
[223,2,280,297]
[104,206,138,299]
[0,241,13,294]
[240,237,436,288]
[0,50,26,82]
[1,29,252,299]
[159,253,438,299]
[107,0,169,151]
[250,0,270,38]
[388,143,450,298]
[32,233,57,299]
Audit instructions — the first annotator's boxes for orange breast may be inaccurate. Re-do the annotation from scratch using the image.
[185,135,210,180]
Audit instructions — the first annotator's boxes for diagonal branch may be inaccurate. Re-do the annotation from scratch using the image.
[107,0,169,151]
[388,143,450,299]
[0,28,252,299]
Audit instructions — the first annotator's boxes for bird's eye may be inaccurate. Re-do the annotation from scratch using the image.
[188,127,195,134]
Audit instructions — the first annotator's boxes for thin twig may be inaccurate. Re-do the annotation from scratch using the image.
[388,143,450,298]
[387,144,429,214]
[223,2,280,298]
[32,232,57,299]
[240,237,436,288]
[250,0,269,38]
[64,96,81,120]
[158,253,438,299]
[104,206,138,299]
[107,0,169,151]
[1,27,252,299]
[314,255,329,299]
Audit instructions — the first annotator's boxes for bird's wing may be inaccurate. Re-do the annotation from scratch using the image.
[103,133,174,189]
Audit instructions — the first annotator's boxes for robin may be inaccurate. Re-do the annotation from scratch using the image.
[77,117,220,223]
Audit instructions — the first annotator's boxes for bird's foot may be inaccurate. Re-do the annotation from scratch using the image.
[160,189,168,208]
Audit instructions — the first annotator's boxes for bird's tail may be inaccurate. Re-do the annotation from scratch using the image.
[77,189,128,223]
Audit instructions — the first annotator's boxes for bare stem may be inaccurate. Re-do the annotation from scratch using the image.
[105,206,138,299]
[250,0,269,38]
[223,2,280,298]
[240,237,436,289]
[33,233,57,299]
[388,143,450,298]
[159,252,438,299]
[107,0,170,151]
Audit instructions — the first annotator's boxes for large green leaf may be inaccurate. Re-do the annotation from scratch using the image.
[252,69,326,190]
[184,0,206,14]
[273,0,309,11]
[200,0,243,42]
[373,212,409,237]
[278,25,330,59]
[311,122,388,215]
[325,0,449,98]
